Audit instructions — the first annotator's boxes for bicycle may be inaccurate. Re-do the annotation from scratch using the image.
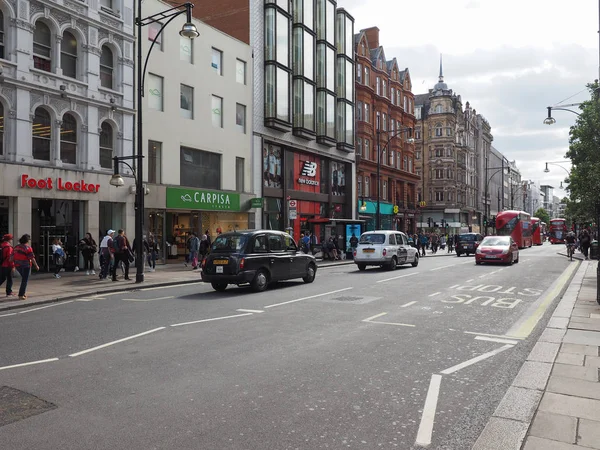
[566,243,575,261]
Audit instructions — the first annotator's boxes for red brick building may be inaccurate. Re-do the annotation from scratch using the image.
[355,27,419,233]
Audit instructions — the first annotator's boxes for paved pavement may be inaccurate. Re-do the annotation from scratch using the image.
[474,259,600,450]
[0,244,576,449]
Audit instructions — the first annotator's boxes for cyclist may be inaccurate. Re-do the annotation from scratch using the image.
[565,231,576,260]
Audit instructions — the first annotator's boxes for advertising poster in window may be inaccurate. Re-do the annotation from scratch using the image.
[331,161,346,196]
[293,152,321,193]
[263,143,282,188]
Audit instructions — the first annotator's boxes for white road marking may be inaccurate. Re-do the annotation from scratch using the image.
[362,312,388,322]
[0,358,59,371]
[400,301,417,308]
[464,331,523,340]
[122,296,174,302]
[76,296,106,302]
[415,374,443,447]
[475,336,520,345]
[478,274,487,278]
[171,313,253,327]
[430,264,456,271]
[236,309,264,313]
[0,313,17,318]
[449,284,460,289]
[440,344,513,375]
[69,327,166,357]
[141,283,198,291]
[428,292,441,297]
[465,279,474,283]
[376,272,419,283]
[18,301,74,314]
[264,287,353,308]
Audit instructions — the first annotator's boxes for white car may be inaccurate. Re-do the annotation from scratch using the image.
[353,230,419,271]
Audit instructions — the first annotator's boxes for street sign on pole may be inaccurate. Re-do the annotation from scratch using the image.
[288,199,297,219]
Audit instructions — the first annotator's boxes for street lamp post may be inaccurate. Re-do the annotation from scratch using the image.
[375,127,415,230]
[484,165,510,232]
[110,2,199,284]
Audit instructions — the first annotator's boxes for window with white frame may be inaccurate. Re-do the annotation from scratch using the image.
[33,21,52,72]
[32,107,51,161]
[364,139,369,159]
[356,101,363,121]
[357,176,362,196]
[61,31,77,79]
[364,177,369,197]
[416,150,421,160]
[376,111,380,130]
[236,103,246,133]
[100,45,114,89]
[236,59,246,84]
[403,155,408,170]
[403,96,407,110]
[364,103,370,123]
[376,77,380,95]
[180,84,193,119]
[382,113,387,131]
[436,169,443,179]
[383,180,387,200]
[356,63,362,83]
[435,123,442,136]
[99,122,113,169]
[180,35,192,63]
[446,127,452,136]
[415,128,421,140]
[382,79,386,97]
[60,113,77,165]
[148,22,163,51]
[408,158,413,173]
[435,191,443,201]
[364,66,370,85]
[147,74,163,111]
[390,150,395,167]
[212,95,223,128]
[435,147,443,157]
[211,48,223,75]
[435,104,443,113]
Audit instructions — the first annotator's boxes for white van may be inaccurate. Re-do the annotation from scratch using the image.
[352,230,419,271]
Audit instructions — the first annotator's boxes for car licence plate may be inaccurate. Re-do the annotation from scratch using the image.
[463,245,468,249]
[216,266,224,273]
[486,255,498,259]
[213,259,229,265]
[362,249,375,253]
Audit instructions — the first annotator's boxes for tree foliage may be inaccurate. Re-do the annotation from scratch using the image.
[565,81,600,222]
[533,207,550,224]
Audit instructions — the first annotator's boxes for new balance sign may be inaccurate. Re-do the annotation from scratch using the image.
[300,161,317,177]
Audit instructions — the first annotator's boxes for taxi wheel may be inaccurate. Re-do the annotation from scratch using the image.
[387,257,397,271]
[251,270,269,292]
[211,282,228,292]
[303,263,316,283]
[411,254,419,267]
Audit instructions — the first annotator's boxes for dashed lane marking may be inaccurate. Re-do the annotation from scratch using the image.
[440,344,514,375]
[466,279,474,283]
[0,358,59,371]
[122,296,175,302]
[428,292,441,297]
[415,374,442,447]
[376,272,419,284]
[363,312,388,322]
[171,313,254,327]
[69,327,166,357]
[0,313,17,318]
[236,309,264,313]
[475,336,520,345]
[400,301,417,308]
[264,287,353,308]
[18,301,74,314]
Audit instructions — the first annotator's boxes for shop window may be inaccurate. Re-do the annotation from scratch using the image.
[180,35,192,63]
[263,143,282,188]
[180,146,221,189]
[211,95,223,128]
[180,84,193,119]
[148,22,163,51]
[60,113,77,165]
[0,11,4,59]
[99,122,113,169]
[148,74,163,111]
[61,31,78,79]
[33,21,52,72]
[236,59,246,84]
[148,140,162,184]
[236,103,246,133]
[100,45,114,89]
[331,160,345,196]
[32,107,51,161]
[211,47,223,75]
[236,157,244,192]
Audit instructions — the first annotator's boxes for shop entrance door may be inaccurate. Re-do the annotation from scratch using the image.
[39,226,67,272]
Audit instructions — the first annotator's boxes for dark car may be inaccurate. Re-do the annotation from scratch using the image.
[201,230,317,292]
[456,232,484,257]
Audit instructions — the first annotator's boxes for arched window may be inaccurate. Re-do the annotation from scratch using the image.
[0,102,4,156]
[0,10,5,59]
[100,46,114,89]
[32,107,51,161]
[60,113,77,164]
[99,122,113,169]
[33,21,52,72]
[61,31,78,79]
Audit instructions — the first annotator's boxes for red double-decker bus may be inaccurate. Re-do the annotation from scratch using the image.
[549,218,567,244]
[531,217,543,245]
[496,210,533,249]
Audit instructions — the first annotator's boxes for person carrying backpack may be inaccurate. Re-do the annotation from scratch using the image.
[301,231,311,254]
[0,234,15,297]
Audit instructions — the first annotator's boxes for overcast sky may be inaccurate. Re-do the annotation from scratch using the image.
[338,0,598,199]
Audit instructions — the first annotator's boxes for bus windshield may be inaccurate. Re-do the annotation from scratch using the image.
[497,216,518,235]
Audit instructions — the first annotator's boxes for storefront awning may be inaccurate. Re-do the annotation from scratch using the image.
[358,201,394,215]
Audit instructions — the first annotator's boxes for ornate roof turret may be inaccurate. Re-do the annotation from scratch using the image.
[433,54,448,92]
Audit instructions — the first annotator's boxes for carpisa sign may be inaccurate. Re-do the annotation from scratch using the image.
[166,187,240,211]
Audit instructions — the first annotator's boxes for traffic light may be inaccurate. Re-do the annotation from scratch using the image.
[427,217,432,227]
[434,222,438,228]
[483,215,488,227]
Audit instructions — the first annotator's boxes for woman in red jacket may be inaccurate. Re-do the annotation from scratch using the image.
[0,234,15,297]
[12,234,40,300]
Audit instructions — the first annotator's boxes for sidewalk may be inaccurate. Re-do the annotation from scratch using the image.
[474,260,600,450]
[0,258,353,312]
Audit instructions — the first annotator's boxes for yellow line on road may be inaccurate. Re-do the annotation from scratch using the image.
[506,261,579,339]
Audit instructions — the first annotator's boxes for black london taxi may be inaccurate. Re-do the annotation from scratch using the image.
[201,230,317,292]
[456,232,484,257]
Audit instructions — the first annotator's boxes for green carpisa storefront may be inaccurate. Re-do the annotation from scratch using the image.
[150,187,248,260]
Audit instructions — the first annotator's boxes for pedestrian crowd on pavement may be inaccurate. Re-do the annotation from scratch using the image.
[410,231,459,257]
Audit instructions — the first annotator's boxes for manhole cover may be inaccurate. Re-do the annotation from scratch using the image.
[0,386,56,427]
[333,296,364,302]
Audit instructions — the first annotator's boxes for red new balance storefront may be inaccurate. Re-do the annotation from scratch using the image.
[262,141,358,248]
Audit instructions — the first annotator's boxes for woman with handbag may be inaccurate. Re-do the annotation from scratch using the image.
[79,232,98,276]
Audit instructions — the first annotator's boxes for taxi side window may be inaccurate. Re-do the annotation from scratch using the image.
[267,234,285,252]
[388,234,396,245]
[397,234,406,245]
[252,235,268,253]
[283,235,298,251]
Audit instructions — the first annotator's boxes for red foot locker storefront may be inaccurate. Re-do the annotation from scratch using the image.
[262,141,360,252]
